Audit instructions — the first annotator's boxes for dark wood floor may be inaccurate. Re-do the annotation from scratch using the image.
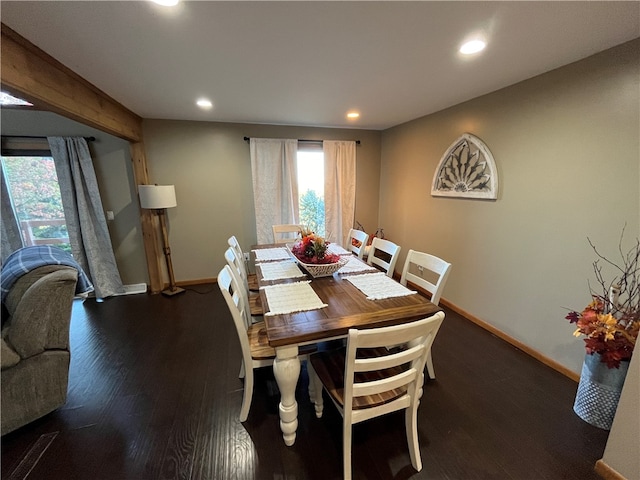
[2,285,609,480]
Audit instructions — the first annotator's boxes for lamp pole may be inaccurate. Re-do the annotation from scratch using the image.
[157,208,184,296]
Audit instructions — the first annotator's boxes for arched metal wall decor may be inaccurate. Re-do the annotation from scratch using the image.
[431,133,498,200]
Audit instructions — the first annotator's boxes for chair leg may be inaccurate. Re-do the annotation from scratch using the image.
[307,363,324,418]
[426,350,436,379]
[239,365,253,422]
[405,405,422,472]
[343,422,353,480]
[307,364,315,402]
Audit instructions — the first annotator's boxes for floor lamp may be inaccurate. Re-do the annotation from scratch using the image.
[138,184,185,296]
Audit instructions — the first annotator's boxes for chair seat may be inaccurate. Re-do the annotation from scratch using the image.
[310,347,408,409]
[249,291,264,316]
[247,321,276,359]
[248,273,259,292]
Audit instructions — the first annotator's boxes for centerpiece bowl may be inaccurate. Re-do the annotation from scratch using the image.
[286,240,348,278]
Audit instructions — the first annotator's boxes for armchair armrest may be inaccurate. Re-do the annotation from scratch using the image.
[5,266,78,359]
[1,337,20,369]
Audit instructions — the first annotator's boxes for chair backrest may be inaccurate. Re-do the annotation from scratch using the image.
[343,311,445,424]
[367,237,401,277]
[224,246,249,290]
[218,265,253,360]
[347,228,369,259]
[400,249,452,306]
[224,246,255,318]
[228,235,251,279]
[272,224,301,244]
[228,235,244,265]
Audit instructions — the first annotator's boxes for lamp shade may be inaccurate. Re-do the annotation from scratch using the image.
[138,185,177,209]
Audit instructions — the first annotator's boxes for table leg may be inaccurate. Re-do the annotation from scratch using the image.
[273,345,300,446]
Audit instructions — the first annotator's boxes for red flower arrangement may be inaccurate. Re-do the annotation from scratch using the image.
[565,233,640,369]
[290,229,340,265]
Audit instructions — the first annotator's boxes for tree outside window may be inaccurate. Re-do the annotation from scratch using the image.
[1,156,71,252]
[297,151,325,237]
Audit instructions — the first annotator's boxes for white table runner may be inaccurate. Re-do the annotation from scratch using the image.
[337,256,379,275]
[345,272,418,300]
[262,281,328,316]
[253,247,291,262]
[258,261,306,281]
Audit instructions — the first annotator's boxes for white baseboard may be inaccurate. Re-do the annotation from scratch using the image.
[115,283,148,296]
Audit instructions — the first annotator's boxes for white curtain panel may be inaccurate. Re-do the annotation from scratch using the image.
[324,140,356,247]
[48,137,125,298]
[250,138,299,244]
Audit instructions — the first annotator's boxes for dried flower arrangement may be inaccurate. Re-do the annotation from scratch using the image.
[565,230,640,368]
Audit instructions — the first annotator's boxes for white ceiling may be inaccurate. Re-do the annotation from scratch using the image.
[1,1,639,130]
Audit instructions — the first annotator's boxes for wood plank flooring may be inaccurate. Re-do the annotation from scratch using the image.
[1,285,609,479]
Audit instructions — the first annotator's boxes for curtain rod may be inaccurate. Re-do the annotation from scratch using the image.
[243,136,360,145]
[1,135,96,142]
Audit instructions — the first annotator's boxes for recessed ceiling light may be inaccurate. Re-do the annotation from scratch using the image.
[347,112,360,119]
[460,40,486,55]
[196,98,213,109]
[151,0,179,6]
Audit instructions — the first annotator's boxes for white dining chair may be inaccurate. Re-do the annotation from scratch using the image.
[367,237,401,277]
[308,311,445,480]
[346,228,369,259]
[400,249,451,379]
[227,235,259,291]
[218,265,316,422]
[218,265,275,422]
[224,246,264,319]
[272,224,302,244]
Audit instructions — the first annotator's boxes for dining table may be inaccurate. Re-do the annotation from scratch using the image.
[251,243,442,446]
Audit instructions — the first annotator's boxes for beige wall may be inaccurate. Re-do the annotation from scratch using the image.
[379,39,640,374]
[0,109,148,285]
[141,120,381,283]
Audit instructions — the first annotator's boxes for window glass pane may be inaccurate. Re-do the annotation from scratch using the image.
[1,156,71,253]
[297,151,325,237]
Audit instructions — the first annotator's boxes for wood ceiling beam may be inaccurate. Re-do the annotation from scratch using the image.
[1,23,164,294]
[1,24,142,142]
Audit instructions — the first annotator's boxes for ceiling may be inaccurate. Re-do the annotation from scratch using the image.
[1,1,639,130]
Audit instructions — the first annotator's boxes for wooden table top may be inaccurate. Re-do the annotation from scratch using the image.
[252,244,442,348]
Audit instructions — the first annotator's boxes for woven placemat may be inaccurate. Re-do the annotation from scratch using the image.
[258,261,306,281]
[337,256,378,275]
[253,247,291,262]
[345,272,417,300]
[262,281,327,315]
[327,243,351,256]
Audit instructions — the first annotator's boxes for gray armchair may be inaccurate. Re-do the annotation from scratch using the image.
[1,265,78,435]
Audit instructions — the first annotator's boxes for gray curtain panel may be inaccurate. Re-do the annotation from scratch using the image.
[47,137,125,298]
[0,165,25,263]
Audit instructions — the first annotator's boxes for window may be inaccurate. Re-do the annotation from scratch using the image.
[1,155,71,252]
[297,150,325,236]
